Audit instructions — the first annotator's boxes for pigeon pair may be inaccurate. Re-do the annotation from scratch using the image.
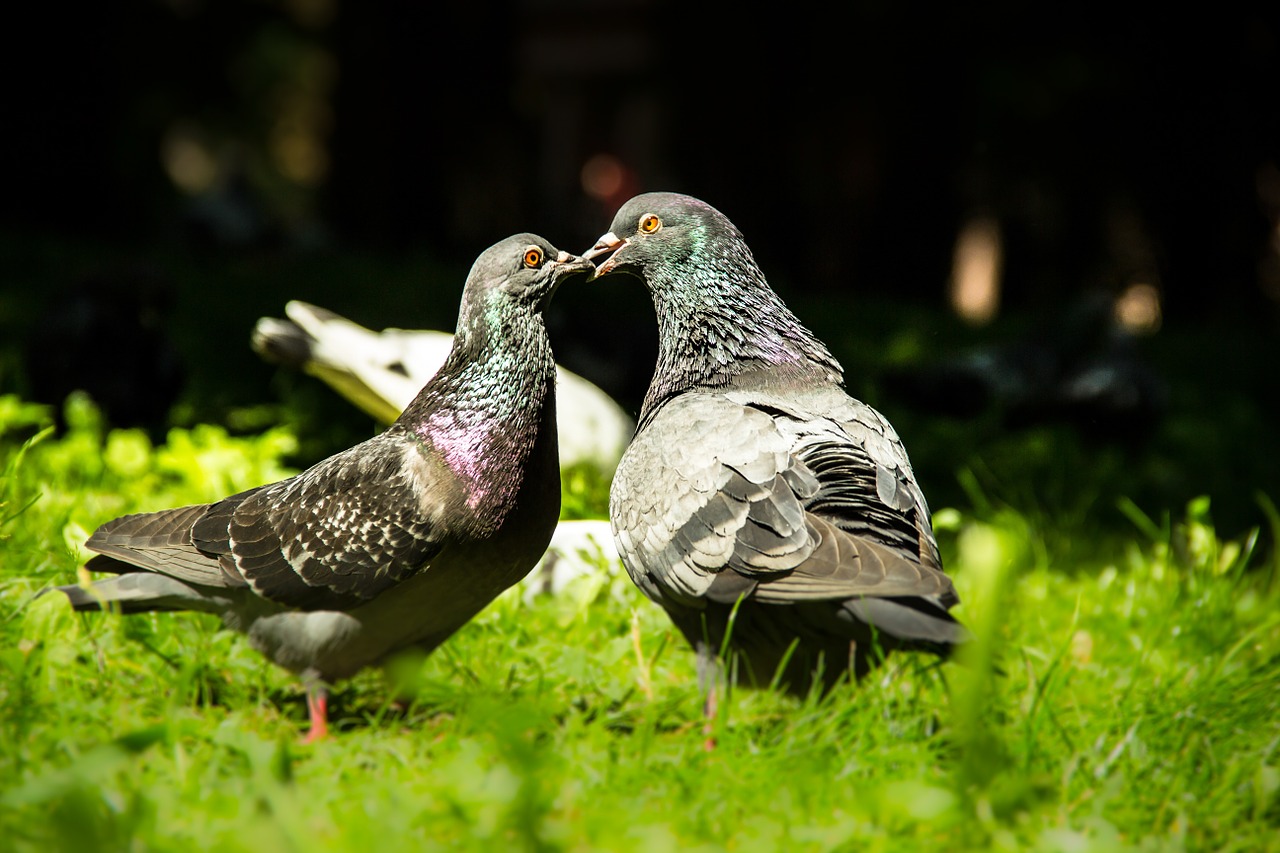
[48,194,965,739]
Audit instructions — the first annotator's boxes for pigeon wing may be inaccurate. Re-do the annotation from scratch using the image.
[614,389,956,609]
[85,503,244,587]
[191,433,449,609]
[732,386,955,605]
[611,393,815,607]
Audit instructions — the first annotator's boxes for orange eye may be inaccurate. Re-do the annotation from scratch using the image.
[523,247,543,268]
[639,213,662,234]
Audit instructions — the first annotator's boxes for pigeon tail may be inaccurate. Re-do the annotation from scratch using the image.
[843,596,972,655]
[42,573,226,615]
[251,316,314,370]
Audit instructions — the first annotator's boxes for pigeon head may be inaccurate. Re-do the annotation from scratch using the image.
[400,233,591,443]
[459,233,594,321]
[585,193,841,414]
[443,233,594,365]
[584,192,720,280]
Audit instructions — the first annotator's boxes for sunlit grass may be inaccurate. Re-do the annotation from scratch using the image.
[2,393,1277,851]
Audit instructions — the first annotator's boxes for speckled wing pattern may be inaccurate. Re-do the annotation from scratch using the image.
[610,382,954,613]
[87,432,447,610]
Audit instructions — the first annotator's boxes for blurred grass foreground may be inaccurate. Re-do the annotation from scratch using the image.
[1,383,1278,850]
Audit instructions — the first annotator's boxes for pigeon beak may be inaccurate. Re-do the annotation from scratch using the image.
[583,232,627,278]
[538,252,594,307]
[551,250,596,277]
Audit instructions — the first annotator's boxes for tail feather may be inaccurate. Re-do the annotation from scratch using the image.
[42,573,226,614]
[253,301,420,424]
[286,301,445,423]
[251,316,314,369]
[842,595,971,654]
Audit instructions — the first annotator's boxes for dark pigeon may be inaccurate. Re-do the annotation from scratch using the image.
[44,235,593,740]
[585,193,967,711]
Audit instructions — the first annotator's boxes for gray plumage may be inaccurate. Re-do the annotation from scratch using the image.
[46,235,593,737]
[586,193,966,698]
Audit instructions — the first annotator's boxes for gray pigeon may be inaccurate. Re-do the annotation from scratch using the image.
[45,235,593,740]
[584,193,966,710]
[251,301,634,474]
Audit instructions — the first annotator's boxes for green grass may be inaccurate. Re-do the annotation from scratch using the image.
[2,392,1278,852]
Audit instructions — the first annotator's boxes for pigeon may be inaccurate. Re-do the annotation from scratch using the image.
[44,234,593,740]
[585,193,967,712]
[252,300,634,474]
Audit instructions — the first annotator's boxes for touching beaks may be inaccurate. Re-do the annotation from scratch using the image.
[583,232,623,262]
[551,251,595,275]
[583,232,626,277]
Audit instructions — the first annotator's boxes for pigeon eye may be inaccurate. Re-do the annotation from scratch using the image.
[639,214,662,234]
[523,247,544,268]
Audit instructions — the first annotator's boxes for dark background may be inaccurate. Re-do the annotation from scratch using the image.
[2,2,1277,536]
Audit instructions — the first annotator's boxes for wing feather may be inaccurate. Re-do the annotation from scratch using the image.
[84,433,449,610]
[612,389,953,611]
[86,504,242,586]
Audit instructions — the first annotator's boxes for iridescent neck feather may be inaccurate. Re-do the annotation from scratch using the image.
[640,236,842,423]
[397,304,556,529]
